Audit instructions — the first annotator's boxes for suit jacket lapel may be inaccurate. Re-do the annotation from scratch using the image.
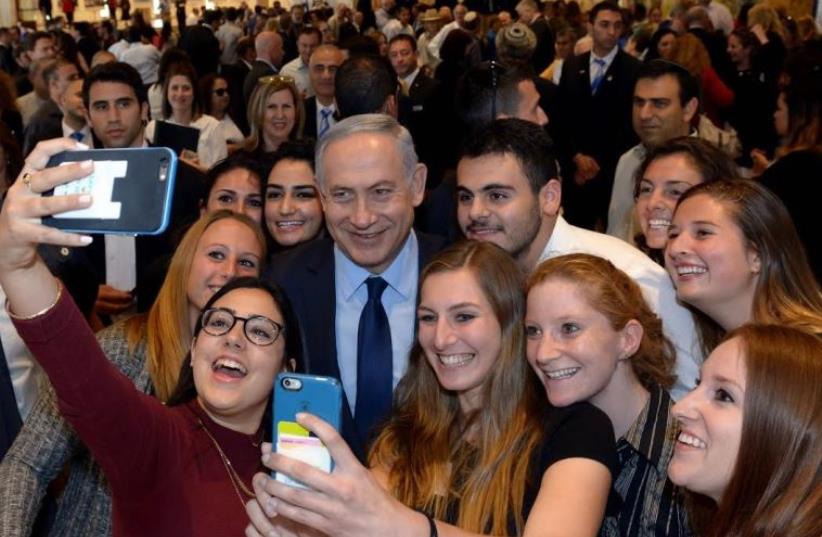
[302,241,338,379]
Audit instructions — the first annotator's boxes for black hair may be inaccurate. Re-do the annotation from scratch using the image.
[339,34,381,57]
[203,153,264,204]
[335,55,398,117]
[460,118,559,194]
[25,31,52,52]
[455,61,535,129]
[260,139,317,180]
[388,33,417,52]
[127,25,142,44]
[157,47,191,86]
[633,136,740,199]
[589,1,622,23]
[167,276,304,414]
[82,61,147,108]
[202,9,222,26]
[298,26,322,42]
[636,58,701,107]
[226,7,238,22]
[645,27,677,61]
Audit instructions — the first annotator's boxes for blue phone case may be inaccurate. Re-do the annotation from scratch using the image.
[272,373,343,484]
[42,147,177,236]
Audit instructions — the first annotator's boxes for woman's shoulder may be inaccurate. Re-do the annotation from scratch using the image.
[194,114,222,130]
[537,403,618,475]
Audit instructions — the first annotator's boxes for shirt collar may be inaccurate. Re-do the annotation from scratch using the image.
[61,120,91,141]
[335,231,418,302]
[620,385,677,473]
[590,45,619,69]
[400,67,420,88]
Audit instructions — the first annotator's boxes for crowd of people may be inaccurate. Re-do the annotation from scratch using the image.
[0,1,820,536]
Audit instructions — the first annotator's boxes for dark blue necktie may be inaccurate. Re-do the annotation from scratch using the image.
[318,108,332,137]
[0,336,23,462]
[354,277,393,443]
[69,131,84,142]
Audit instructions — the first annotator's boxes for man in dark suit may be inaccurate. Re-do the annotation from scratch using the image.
[223,36,255,135]
[243,31,285,105]
[268,115,446,462]
[302,45,345,139]
[555,1,640,231]
[179,8,222,78]
[515,0,554,73]
[81,62,204,315]
[22,58,79,157]
[388,34,441,176]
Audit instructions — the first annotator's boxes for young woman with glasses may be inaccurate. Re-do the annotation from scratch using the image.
[0,139,302,536]
[200,73,245,149]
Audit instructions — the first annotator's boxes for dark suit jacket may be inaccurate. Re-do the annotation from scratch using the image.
[222,59,252,135]
[555,49,640,227]
[243,59,277,106]
[22,100,62,157]
[266,233,447,461]
[179,24,221,78]
[398,72,442,186]
[530,16,555,73]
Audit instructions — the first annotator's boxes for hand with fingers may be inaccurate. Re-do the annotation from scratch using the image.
[245,413,429,537]
[0,138,95,317]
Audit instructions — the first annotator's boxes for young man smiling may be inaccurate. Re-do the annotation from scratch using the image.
[456,118,700,400]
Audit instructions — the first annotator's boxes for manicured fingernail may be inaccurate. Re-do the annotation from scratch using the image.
[296,412,306,420]
[78,194,92,204]
[75,141,90,150]
[80,160,93,170]
[262,451,270,463]
[79,235,93,245]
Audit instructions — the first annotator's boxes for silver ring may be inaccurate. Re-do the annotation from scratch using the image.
[21,172,33,191]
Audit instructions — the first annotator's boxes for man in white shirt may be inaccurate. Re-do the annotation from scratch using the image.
[456,119,700,399]
[216,7,244,66]
[375,0,395,31]
[427,3,467,62]
[120,26,160,86]
[280,27,321,98]
[607,60,699,242]
[16,58,51,127]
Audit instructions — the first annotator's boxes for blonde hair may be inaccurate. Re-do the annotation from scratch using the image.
[527,253,677,390]
[369,241,544,535]
[747,3,786,40]
[124,211,267,401]
[243,77,304,153]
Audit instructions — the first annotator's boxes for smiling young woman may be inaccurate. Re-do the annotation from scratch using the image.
[664,180,822,354]
[668,324,822,537]
[0,140,302,536]
[0,210,266,535]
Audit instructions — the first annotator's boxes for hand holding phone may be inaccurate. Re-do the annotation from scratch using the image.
[42,147,177,236]
[273,373,342,489]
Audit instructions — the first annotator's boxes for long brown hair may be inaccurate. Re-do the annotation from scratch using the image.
[124,211,267,401]
[673,180,822,354]
[368,240,544,535]
[701,324,821,537]
[527,253,676,390]
[161,61,202,120]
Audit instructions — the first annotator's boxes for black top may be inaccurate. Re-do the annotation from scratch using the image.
[428,402,617,534]
[758,149,822,284]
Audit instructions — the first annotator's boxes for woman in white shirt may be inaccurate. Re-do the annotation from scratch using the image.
[145,61,227,169]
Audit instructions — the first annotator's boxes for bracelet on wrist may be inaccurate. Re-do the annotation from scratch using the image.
[7,279,63,320]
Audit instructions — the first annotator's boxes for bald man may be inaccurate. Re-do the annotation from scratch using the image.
[243,31,285,103]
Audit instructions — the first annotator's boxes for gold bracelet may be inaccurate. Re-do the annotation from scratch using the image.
[7,279,64,320]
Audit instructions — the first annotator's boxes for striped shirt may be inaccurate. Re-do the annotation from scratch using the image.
[600,385,693,537]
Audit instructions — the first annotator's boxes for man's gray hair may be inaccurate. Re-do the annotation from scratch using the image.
[315,113,419,190]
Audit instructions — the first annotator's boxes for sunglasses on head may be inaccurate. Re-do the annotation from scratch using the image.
[259,74,296,86]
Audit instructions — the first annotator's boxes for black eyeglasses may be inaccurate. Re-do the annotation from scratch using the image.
[201,308,284,347]
[213,88,229,97]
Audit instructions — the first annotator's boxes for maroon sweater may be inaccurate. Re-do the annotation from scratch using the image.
[14,292,264,536]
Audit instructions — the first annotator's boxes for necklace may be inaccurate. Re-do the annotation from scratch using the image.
[197,417,260,508]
